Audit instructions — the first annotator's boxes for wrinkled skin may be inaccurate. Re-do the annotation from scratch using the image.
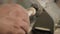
[0,4,30,34]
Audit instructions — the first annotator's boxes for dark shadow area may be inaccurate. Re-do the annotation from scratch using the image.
[32,29,52,34]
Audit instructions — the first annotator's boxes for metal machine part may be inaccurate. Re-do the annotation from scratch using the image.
[32,0,60,34]
[26,0,60,34]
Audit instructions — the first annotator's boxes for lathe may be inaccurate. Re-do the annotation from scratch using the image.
[21,0,60,34]
[0,0,60,34]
